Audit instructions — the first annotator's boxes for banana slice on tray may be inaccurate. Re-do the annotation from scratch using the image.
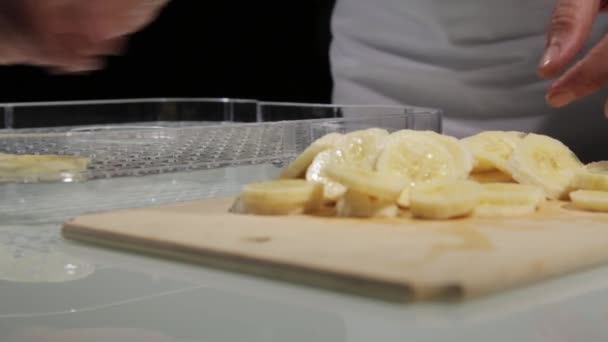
[306,128,389,201]
[0,154,90,183]
[509,133,582,200]
[462,131,524,174]
[235,179,323,215]
[570,190,608,212]
[571,161,608,192]
[376,132,460,187]
[410,180,482,219]
[474,183,545,217]
[278,133,344,179]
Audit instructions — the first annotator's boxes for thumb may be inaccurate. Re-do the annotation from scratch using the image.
[82,0,170,42]
[538,0,600,79]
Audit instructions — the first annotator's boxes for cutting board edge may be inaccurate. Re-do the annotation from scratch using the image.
[61,198,608,303]
[62,221,445,303]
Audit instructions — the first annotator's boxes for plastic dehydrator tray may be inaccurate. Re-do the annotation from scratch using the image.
[0,100,441,183]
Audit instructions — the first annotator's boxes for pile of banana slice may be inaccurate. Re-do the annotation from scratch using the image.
[231,128,608,219]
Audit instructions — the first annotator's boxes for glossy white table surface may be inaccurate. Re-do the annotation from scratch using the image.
[2,165,608,342]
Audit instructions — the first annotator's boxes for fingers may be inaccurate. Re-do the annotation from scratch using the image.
[82,0,170,41]
[538,0,600,79]
[0,0,167,72]
[12,0,138,72]
[546,34,608,112]
[12,0,99,69]
[79,37,128,57]
[46,58,105,74]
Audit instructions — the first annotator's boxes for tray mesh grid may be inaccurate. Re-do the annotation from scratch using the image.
[0,114,423,182]
[0,122,315,181]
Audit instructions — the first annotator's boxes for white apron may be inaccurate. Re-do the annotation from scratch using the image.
[330,0,608,161]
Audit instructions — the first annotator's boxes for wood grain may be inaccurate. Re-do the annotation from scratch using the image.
[62,198,608,302]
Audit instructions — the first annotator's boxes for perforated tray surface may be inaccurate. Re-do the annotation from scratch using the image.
[0,113,425,183]
[0,122,312,181]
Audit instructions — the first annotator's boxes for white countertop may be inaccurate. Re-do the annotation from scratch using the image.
[3,164,608,342]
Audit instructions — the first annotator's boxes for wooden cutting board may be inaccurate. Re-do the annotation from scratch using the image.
[62,198,608,302]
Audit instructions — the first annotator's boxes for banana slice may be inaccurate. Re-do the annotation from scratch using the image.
[410,180,482,219]
[360,127,391,139]
[306,129,388,201]
[325,164,409,201]
[339,128,390,165]
[0,154,90,183]
[479,183,545,206]
[237,179,323,215]
[229,196,245,213]
[509,133,582,200]
[430,132,474,178]
[468,170,515,184]
[571,161,608,192]
[473,183,544,217]
[278,133,343,179]
[462,131,524,174]
[306,150,348,201]
[570,190,608,212]
[475,203,538,218]
[336,189,398,218]
[406,130,474,179]
[397,187,411,208]
[376,133,459,187]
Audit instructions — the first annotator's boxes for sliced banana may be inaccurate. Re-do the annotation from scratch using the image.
[306,129,388,201]
[410,130,473,179]
[324,164,409,201]
[475,203,538,218]
[571,161,608,192]
[360,127,391,140]
[468,170,515,184]
[229,196,244,213]
[479,183,545,206]
[570,190,608,212]
[509,133,582,200]
[306,150,347,201]
[410,180,482,219]
[278,133,343,179]
[0,154,90,183]
[337,128,389,165]
[237,179,323,215]
[336,189,398,218]
[376,133,459,187]
[397,187,411,208]
[473,183,544,217]
[462,131,524,174]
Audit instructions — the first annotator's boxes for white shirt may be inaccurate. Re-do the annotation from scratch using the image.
[330,0,608,161]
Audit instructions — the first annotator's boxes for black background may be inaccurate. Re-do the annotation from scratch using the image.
[0,1,336,104]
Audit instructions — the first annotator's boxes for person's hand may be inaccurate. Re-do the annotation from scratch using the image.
[538,0,608,115]
[0,0,169,73]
